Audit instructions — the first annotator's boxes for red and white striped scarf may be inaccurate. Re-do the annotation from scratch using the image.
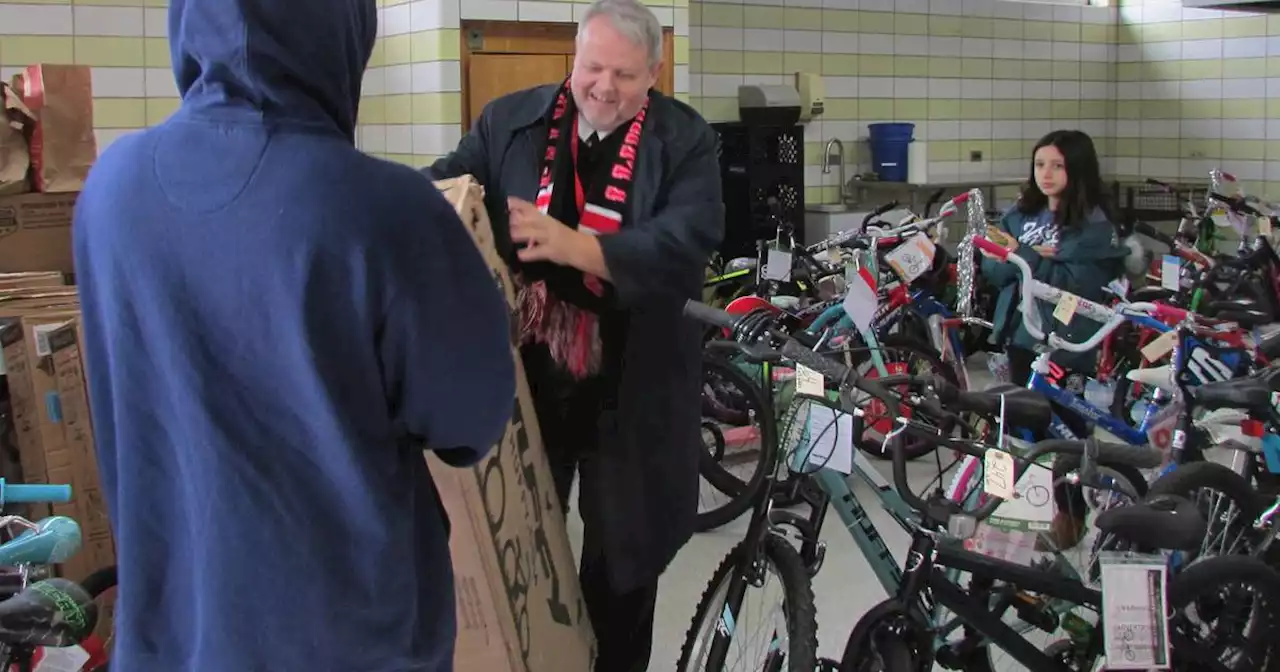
[516,78,649,379]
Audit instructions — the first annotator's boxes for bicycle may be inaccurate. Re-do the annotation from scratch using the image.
[675,301,1152,670]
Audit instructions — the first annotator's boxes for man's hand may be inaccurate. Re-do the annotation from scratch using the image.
[508,197,611,279]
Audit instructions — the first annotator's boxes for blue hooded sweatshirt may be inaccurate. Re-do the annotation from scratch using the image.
[71,0,516,669]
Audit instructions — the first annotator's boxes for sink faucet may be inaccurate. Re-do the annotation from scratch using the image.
[823,138,845,203]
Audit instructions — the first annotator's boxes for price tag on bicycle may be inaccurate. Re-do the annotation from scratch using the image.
[1099,552,1172,670]
[795,364,824,397]
[883,232,936,284]
[1258,215,1273,238]
[982,448,1015,500]
[1141,329,1177,363]
[1053,292,1079,325]
[764,246,793,282]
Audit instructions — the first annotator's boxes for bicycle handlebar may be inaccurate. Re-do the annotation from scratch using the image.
[0,481,72,505]
[860,200,900,229]
[974,236,1178,352]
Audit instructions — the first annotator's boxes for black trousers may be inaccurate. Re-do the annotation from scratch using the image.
[1006,346,1089,520]
[524,345,660,672]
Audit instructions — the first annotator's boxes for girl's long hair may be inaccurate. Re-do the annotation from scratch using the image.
[1016,130,1112,230]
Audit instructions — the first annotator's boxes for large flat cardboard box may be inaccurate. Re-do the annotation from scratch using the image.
[0,191,75,274]
[426,175,596,672]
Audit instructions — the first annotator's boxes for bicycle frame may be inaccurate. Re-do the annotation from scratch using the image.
[894,529,1101,672]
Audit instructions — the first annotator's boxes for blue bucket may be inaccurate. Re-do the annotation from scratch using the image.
[868,122,915,183]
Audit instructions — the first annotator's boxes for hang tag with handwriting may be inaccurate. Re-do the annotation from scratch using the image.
[983,449,1016,500]
[1053,293,1079,325]
[1141,329,1177,363]
[795,364,825,397]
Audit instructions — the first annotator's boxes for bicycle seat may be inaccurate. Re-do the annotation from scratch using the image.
[0,517,81,567]
[1192,367,1280,415]
[1208,298,1262,314]
[1215,309,1272,329]
[1094,494,1205,552]
[725,257,757,273]
[934,380,1052,428]
[0,577,98,647]
[1130,286,1175,303]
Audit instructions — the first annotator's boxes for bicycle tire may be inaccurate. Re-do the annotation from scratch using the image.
[697,353,777,533]
[850,334,960,461]
[838,599,930,671]
[1146,461,1267,560]
[676,535,818,672]
[1168,554,1280,671]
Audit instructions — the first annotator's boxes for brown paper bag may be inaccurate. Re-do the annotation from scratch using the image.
[18,65,97,193]
[0,82,34,197]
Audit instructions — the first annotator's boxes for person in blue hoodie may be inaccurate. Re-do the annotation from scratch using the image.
[981,129,1127,550]
[70,0,516,670]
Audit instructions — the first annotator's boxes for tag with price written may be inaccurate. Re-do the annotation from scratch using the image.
[795,364,825,397]
[883,233,937,284]
[1100,552,1171,670]
[982,448,1016,500]
[1053,293,1079,325]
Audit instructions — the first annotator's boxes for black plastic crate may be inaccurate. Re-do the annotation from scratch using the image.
[713,123,805,167]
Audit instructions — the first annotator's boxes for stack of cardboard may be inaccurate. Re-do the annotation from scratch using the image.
[0,63,96,276]
[0,272,114,639]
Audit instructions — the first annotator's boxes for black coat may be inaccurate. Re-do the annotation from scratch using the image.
[426,85,725,591]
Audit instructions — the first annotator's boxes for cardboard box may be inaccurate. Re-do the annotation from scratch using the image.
[426,175,596,672]
[0,191,75,274]
[0,272,65,290]
[45,319,115,639]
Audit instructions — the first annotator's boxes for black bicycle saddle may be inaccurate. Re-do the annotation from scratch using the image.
[1259,329,1280,361]
[934,380,1052,429]
[1192,366,1280,415]
[0,577,98,648]
[1094,494,1206,552]
[1129,286,1176,303]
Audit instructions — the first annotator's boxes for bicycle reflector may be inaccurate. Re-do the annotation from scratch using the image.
[1241,418,1265,439]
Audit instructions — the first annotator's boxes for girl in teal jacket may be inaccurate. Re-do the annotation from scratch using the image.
[980,130,1128,550]
[982,130,1128,380]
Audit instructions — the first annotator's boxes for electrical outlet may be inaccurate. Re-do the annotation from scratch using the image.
[969,150,983,162]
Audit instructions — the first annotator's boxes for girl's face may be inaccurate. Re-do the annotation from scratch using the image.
[1034,144,1068,202]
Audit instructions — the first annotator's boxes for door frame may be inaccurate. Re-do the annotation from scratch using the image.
[460,20,676,132]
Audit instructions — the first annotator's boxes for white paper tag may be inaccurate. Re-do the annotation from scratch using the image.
[804,404,854,474]
[842,263,879,332]
[983,449,1016,500]
[883,232,937,283]
[1160,255,1180,291]
[765,248,793,282]
[1053,292,1079,325]
[988,457,1055,531]
[1141,329,1178,363]
[33,645,91,672]
[1100,553,1172,670]
[795,364,824,397]
[32,321,72,358]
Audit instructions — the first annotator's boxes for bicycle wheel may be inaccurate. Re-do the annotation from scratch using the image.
[1146,462,1267,562]
[697,353,777,533]
[848,335,960,461]
[1169,555,1280,671]
[839,599,929,671]
[677,535,818,672]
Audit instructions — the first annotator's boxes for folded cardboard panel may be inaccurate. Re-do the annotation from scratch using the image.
[0,191,76,274]
[426,176,596,672]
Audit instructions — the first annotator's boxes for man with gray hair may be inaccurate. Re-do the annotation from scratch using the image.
[427,0,723,668]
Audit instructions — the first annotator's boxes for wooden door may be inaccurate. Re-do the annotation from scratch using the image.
[467,53,571,128]
[462,20,675,131]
